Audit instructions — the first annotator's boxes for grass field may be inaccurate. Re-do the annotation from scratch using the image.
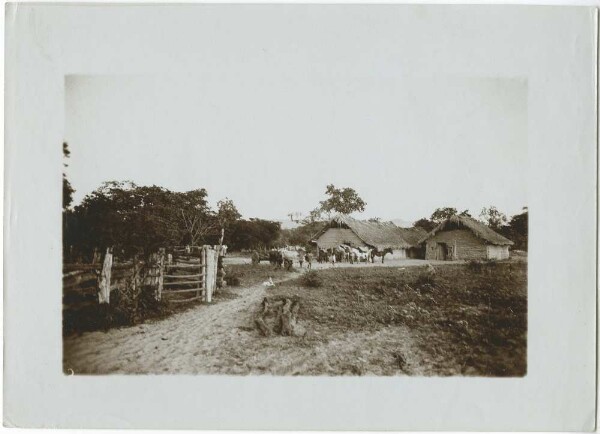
[64,260,526,376]
[260,261,527,376]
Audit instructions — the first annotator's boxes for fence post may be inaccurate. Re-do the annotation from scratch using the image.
[201,246,207,301]
[92,247,101,264]
[98,247,113,304]
[157,248,165,301]
[204,247,216,303]
[216,246,225,289]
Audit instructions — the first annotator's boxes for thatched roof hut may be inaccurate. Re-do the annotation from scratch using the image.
[420,215,513,261]
[398,226,428,246]
[311,215,423,252]
[420,215,513,245]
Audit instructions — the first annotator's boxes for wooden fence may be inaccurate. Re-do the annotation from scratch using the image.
[63,245,226,308]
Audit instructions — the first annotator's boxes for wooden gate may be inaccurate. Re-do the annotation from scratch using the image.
[158,245,222,303]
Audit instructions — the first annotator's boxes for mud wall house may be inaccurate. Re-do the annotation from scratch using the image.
[310,216,424,258]
[397,226,428,259]
[421,215,513,261]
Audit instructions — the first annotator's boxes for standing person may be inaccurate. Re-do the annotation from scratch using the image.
[330,250,336,267]
[298,251,304,268]
[305,252,313,270]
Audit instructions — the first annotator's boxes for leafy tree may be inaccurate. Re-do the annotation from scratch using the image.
[66,182,219,258]
[413,217,436,232]
[176,189,219,246]
[317,184,366,217]
[479,206,508,230]
[304,207,325,224]
[430,207,458,224]
[502,207,528,250]
[217,198,242,230]
[278,220,327,248]
[216,198,242,246]
[228,219,281,250]
[413,208,470,233]
[63,142,75,210]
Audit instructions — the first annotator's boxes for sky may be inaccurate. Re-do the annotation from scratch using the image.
[65,74,527,223]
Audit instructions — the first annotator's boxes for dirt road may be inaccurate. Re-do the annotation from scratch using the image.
[63,273,300,374]
[64,261,432,375]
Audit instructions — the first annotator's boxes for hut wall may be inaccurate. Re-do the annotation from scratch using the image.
[487,245,510,260]
[407,246,425,259]
[386,249,407,260]
[314,228,367,250]
[425,229,488,260]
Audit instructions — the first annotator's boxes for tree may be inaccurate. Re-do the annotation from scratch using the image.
[430,207,458,224]
[217,198,242,230]
[413,217,436,232]
[503,207,528,250]
[228,219,281,250]
[278,220,327,248]
[66,182,219,258]
[479,206,508,230]
[459,209,472,217]
[311,184,366,220]
[63,142,75,210]
[304,207,325,224]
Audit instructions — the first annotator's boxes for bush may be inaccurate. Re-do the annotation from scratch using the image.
[225,272,241,287]
[415,272,435,286]
[63,285,165,336]
[301,270,323,288]
[466,260,483,273]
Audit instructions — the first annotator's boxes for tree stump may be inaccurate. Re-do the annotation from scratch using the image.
[255,298,272,337]
[254,297,304,337]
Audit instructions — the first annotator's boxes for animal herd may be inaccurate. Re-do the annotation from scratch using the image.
[265,244,386,270]
[317,244,376,264]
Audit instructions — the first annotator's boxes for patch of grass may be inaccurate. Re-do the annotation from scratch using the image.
[415,272,436,286]
[273,262,527,376]
[300,270,323,288]
[466,259,483,273]
[225,263,293,288]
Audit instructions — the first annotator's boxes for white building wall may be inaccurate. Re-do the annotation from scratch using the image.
[486,245,510,260]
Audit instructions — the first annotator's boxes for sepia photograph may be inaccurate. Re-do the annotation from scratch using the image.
[62,75,528,376]
[5,3,596,429]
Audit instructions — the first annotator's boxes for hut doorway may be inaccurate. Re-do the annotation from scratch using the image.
[437,243,447,260]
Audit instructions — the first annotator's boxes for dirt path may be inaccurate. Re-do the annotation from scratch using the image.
[64,263,430,375]
[63,273,299,374]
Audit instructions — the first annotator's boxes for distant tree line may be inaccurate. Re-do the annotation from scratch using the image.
[63,146,527,258]
[62,181,283,261]
[62,144,282,260]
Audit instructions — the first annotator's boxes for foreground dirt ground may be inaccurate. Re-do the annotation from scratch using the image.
[63,259,526,376]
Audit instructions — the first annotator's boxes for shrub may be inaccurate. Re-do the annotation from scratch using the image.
[415,272,436,286]
[466,260,483,273]
[225,271,242,287]
[301,270,323,288]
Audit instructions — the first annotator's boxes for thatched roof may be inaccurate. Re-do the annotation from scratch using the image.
[420,215,514,246]
[312,215,422,250]
[397,226,428,245]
